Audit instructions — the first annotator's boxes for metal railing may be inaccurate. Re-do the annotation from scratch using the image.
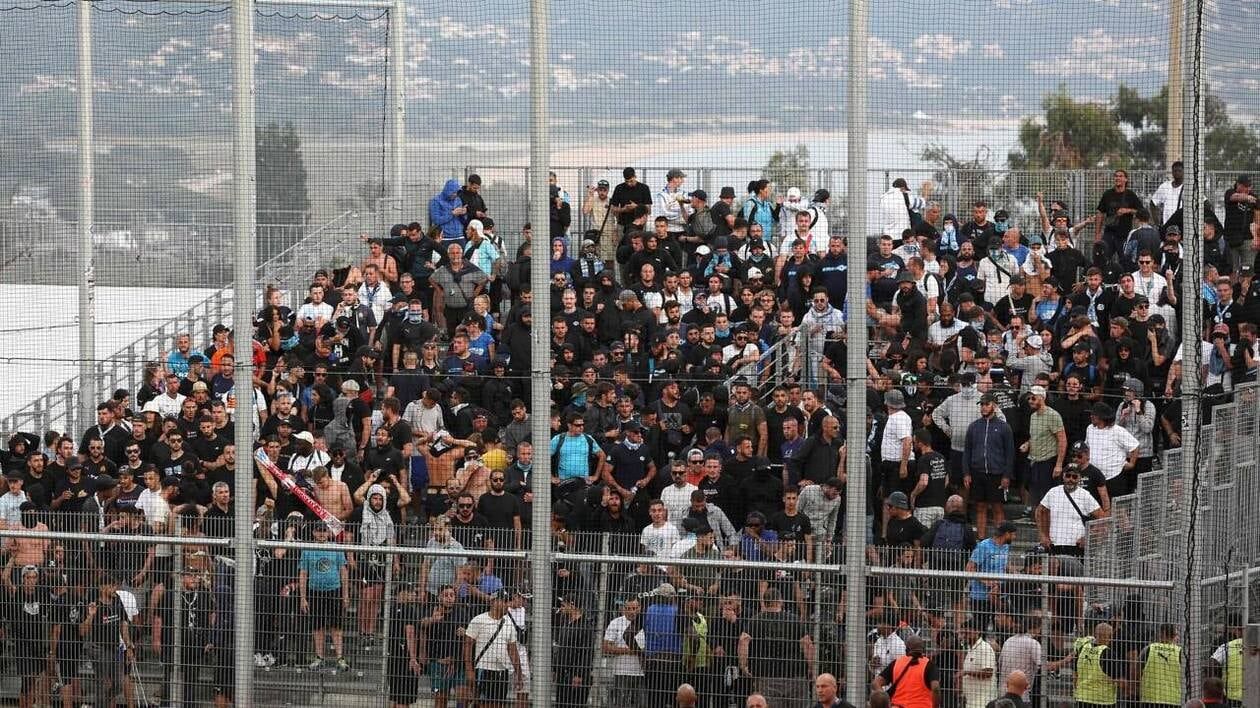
[0,209,367,437]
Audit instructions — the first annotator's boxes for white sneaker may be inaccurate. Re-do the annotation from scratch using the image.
[262,653,276,668]
[254,653,267,668]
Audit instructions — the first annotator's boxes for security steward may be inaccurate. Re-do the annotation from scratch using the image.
[1136,623,1182,708]
[1070,622,1123,708]
[872,634,940,708]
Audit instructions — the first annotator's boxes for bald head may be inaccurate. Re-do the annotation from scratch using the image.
[745,693,769,708]
[868,690,892,708]
[675,683,697,707]
[1093,622,1114,644]
[814,673,839,702]
[1006,670,1029,695]
[906,635,926,656]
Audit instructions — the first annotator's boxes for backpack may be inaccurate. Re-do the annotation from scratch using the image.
[689,208,716,239]
[932,518,967,550]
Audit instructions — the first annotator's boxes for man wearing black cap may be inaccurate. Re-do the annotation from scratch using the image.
[710,186,738,237]
[611,167,652,236]
[1223,174,1260,274]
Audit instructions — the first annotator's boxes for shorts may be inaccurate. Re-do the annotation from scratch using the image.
[307,588,344,630]
[15,642,45,683]
[428,659,465,693]
[388,656,422,704]
[361,557,388,584]
[969,473,1005,503]
[57,641,84,683]
[515,646,531,694]
[947,450,967,487]
[880,461,916,497]
[476,668,511,703]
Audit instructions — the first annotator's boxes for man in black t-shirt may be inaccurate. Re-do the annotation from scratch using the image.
[609,167,652,235]
[737,587,814,702]
[768,488,814,564]
[1094,169,1143,256]
[911,429,949,527]
[476,472,523,553]
[1222,175,1259,274]
[4,564,56,704]
[79,574,133,708]
[417,585,472,703]
[1066,441,1111,513]
[710,186,737,237]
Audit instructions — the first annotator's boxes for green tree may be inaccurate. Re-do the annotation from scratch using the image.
[1008,87,1129,169]
[1113,84,1260,171]
[256,122,310,226]
[763,144,810,190]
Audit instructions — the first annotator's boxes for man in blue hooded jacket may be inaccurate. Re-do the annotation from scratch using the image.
[429,179,468,247]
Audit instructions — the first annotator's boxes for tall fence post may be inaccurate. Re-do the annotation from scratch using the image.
[843,0,870,704]
[231,0,259,701]
[527,0,554,705]
[1179,0,1206,695]
[77,0,96,426]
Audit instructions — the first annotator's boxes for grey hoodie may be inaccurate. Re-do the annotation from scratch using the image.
[931,386,1005,452]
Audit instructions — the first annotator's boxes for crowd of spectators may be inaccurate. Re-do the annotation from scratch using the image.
[0,164,1256,707]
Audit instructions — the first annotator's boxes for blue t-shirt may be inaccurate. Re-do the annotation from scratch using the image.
[467,331,495,359]
[967,538,1009,600]
[299,549,347,591]
[739,529,780,563]
[644,603,682,655]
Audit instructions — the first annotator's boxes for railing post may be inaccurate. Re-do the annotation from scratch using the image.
[590,532,612,704]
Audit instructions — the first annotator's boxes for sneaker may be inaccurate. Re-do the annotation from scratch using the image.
[307,656,324,670]
[254,653,268,668]
[262,653,276,668]
[335,656,350,672]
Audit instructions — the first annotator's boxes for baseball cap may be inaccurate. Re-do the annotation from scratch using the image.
[691,189,708,203]
[191,381,209,392]
[1122,378,1145,396]
[1025,334,1044,350]
[666,168,686,180]
[995,522,1018,535]
[884,390,905,409]
[294,431,315,444]
[1070,441,1090,455]
[885,491,910,510]
[1029,385,1048,398]
[341,379,361,393]
[979,393,999,405]
[336,315,353,329]
[596,179,610,188]
[746,267,764,279]
[356,346,379,359]
[623,167,636,179]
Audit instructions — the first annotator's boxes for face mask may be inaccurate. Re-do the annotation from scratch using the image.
[995,221,1009,234]
[944,224,955,235]
[407,313,423,323]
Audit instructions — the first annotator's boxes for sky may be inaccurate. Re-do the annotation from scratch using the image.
[2,0,1256,162]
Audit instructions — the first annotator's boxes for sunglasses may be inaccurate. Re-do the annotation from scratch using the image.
[457,503,473,509]
[491,478,505,483]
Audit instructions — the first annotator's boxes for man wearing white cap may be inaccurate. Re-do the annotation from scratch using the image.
[1008,331,1054,393]
[1022,385,1066,507]
[778,186,810,241]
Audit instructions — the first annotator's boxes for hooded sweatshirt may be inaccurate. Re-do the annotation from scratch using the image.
[359,483,395,546]
[429,179,465,242]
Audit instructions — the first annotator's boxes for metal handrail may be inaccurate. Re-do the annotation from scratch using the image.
[718,328,800,400]
[1,210,359,437]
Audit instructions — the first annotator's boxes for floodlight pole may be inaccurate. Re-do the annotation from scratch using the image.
[844,0,869,706]
[231,0,258,701]
[388,0,406,200]
[77,0,96,432]
[1167,0,1183,166]
[527,0,553,704]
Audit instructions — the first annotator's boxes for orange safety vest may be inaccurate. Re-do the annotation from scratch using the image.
[887,654,934,708]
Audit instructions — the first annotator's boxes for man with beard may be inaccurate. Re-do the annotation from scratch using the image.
[1036,463,1105,558]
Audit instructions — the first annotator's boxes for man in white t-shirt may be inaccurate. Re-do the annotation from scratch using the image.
[639,500,681,557]
[1036,463,1104,556]
[1084,402,1139,499]
[602,597,647,705]
[879,390,915,532]
[463,589,522,707]
[659,467,698,533]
